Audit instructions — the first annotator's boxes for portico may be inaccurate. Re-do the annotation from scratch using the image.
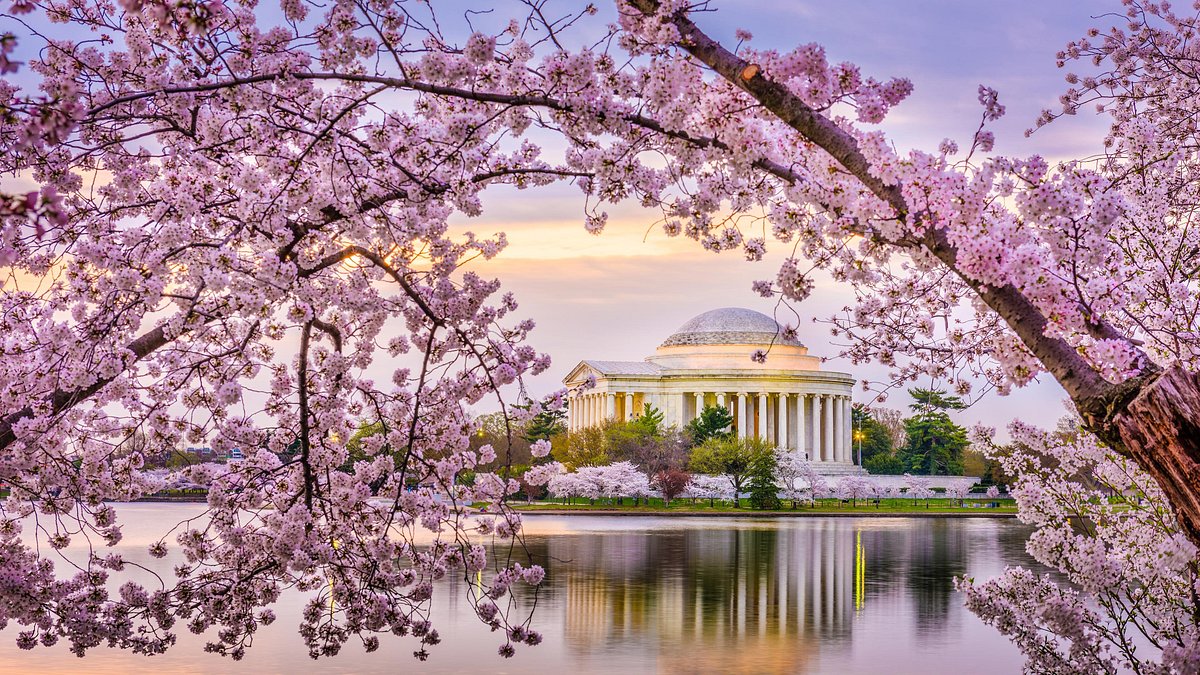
[563,308,860,471]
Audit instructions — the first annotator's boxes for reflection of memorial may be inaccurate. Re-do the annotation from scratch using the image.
[554,522,864,674]
[454,518,987,673]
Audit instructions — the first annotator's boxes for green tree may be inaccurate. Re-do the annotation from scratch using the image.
[522,405,567,443]
[554,423,611,469]
[961,448,1012,486]
[684,405,734,447]
[897,388,970,475]
[746,450,781,509]
[864,453,905,475]
[851,404,895,464]
[346,420,387,463]
[630,404,665,438]
[689,436,772,507]
[469,411,533,467]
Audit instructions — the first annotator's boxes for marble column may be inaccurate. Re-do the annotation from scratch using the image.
[843,397,852,462]
[779,394,790,451]
[737,393,748,438]
[844,397,854,464]
[835,396,844,458]
[694,392,704,420]
[811,395,821,460]
[768,393,777,441]
[797,395,807,459]
[605,393,615,421]
[718,392,726,409]
[753,391,763,439]
[625,393,634,421]
[836,397,845,462]
[823,395,834,462]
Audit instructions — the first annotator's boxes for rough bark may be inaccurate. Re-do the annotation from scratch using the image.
[1103,366,1200,545]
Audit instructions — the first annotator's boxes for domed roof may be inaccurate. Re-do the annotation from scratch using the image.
[660,307,803,347]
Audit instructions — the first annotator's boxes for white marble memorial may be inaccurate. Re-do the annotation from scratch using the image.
[563,308,862,474]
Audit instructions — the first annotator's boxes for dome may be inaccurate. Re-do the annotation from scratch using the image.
[660,307,803,347]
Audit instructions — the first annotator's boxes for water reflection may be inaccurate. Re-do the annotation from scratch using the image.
[484,516,1037,674]
[0,509,1039,674]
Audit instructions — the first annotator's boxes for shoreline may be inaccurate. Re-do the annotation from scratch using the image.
[512,509,1017,518]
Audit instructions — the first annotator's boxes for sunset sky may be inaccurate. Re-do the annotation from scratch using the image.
[455,0,1115,433]
[2,1,1119,434]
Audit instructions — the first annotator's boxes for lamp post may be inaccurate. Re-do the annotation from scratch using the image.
[854,428,864,467]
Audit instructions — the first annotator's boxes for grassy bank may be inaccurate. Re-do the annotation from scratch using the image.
[510,497,1017,515]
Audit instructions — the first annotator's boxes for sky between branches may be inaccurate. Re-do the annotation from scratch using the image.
[450,0,1112,432]
[0,0,1115,433]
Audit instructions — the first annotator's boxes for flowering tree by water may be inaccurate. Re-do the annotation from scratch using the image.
[774,449,809,508]
[904,474,935,507]
[684,474,736,506]
[589,461,653,503]
[4,0,1200,665]
[946,482,975,507]
[834,475,877,506]
[546,471,588,504]
[547,462,652,504]
[958,421,1199,672]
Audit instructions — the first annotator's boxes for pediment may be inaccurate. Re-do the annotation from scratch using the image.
[563,361,599,386]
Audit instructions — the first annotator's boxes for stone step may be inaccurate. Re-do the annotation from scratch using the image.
[812,462,869,477]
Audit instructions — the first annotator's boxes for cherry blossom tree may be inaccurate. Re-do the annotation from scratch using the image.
[6,0,1200,663]
[607,0,1200,543]
[773,449,808,508]
[946,482,975,507]
[959,421,1200,672]
[684,473,735,506]
[797,461,830,506]
[904,474,935,507]
[547,471,588,505]
[834,475,877,506]
[563,461,652,504]
[594,461,653,504]
[522,460,566,499]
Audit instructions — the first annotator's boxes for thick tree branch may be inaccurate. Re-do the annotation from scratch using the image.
[626,0,1145,428]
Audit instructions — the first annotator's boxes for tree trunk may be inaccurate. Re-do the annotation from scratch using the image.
[1107,366,1200,545]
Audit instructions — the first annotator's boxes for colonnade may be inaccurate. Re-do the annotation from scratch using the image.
[569,391,620,430]
[568,389,856,464]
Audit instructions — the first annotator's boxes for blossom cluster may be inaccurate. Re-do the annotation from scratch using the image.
[959,420,1200,672]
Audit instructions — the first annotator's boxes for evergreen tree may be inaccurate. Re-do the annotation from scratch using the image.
[747,450,781,509]
[897,388,970,475]
[631,404,665,437]
[684,405,734,447]
[522,405,567,443]
[864,453,906,475]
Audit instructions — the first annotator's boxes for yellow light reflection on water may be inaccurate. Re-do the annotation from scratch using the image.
[855,529,866,612]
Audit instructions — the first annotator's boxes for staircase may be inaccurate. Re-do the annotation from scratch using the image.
[813,462,869,477]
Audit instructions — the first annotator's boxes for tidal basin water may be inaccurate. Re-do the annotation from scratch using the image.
[0,505,1042,674]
